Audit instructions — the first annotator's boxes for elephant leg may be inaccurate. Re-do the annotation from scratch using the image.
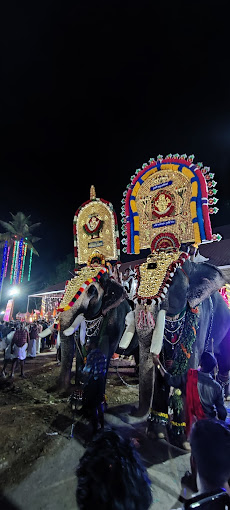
[133,347,139,376]
[169,394,189,450]
[216,370,230,398]
[59,335,75,390]
[147,369,169,438]
[75,339,84,386]
[135,341,155,417]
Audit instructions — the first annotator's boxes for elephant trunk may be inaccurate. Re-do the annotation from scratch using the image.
[138,341,155,416]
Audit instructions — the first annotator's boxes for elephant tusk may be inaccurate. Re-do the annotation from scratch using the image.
[39,327,52,338]
[150,309,166,355]
[63,313,85,337]
[119,311,135,349]
[80,319,86,346]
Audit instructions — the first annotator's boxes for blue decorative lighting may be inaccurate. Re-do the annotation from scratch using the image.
[0,241,8,291]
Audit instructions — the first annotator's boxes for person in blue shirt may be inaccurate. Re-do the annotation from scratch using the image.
[82,340,107,434]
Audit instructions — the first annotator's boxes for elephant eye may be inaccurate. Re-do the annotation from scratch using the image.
[147,262,157,269]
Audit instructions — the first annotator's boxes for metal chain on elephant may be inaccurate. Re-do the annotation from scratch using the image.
[204,296,214,352]
[85,315,103,338]
[114,349,139,388]
[163,315,186,350]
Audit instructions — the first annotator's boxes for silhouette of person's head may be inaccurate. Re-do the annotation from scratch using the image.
[76,430,152,510]
[190,419,230,493]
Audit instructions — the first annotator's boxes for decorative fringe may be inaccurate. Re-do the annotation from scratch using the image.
[137,309,155,329]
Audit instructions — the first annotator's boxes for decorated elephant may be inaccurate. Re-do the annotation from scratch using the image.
[119,256,230,436]
[55,265,137,390]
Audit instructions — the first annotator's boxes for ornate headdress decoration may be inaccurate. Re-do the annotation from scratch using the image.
[73,185,120,269]
[57,266,108,312]
[58,187,120,313]
[121,154,220,304]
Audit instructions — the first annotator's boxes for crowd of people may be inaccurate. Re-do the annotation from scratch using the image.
[0,319,58,378]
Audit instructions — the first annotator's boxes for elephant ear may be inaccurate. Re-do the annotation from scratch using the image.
[187,262,225,308]
[102,278,126,315]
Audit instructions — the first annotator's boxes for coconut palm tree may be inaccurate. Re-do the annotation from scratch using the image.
[0,212,41,255]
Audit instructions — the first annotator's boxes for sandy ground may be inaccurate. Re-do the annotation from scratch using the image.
[0,351,139,490]
[1,351,228,509]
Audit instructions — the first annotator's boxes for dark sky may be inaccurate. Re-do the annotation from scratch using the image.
[1,1,230,294]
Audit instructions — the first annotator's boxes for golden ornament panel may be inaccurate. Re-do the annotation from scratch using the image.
[136,170,194,249]
[77,201,117,264]
[137,250,180,298]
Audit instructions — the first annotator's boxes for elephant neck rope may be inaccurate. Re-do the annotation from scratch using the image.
[163,305,200,375]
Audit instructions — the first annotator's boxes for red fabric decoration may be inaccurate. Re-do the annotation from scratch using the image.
[186,369,206,438]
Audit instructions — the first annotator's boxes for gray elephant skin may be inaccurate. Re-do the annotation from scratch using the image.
[59,272,136,389]
[132,259,230,417]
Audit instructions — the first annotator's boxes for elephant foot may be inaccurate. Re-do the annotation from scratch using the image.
[182,441,191,451]
[131,406,148,418]
[169,431,190,451]
[147,421,166,440]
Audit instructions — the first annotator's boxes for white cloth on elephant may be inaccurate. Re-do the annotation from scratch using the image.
[13,342,28,361]
[27,339,36,357]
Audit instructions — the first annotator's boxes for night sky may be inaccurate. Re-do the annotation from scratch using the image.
[1,1,230,302]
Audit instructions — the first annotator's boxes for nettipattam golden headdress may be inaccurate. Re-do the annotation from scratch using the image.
[135,250,188,305]
[57,265,108,312]
[73,186,120,268]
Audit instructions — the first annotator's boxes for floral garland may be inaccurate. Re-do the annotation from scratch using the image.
[170,306,200,417]
[171,305,200,375]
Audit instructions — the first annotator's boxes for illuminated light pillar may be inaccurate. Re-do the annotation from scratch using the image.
[20,243,27,283]
[16,238,23,284]
[28,249,33,281]
[10,241,17,284]
[19,242,25,283]
[13,241,19,284]
[0,242,8,297]
[4,245,10,277]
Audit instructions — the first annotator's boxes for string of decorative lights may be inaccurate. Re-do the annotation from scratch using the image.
[4,245,10,278]
[0,242,8,291]
[16,238,24,284]
[28,249,33,281]
[19,242,25,283]
[20,243,27,283]
[13,241,19,284]
[10,241,17,284]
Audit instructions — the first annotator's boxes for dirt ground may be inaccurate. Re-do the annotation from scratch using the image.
[0,351,139,491]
